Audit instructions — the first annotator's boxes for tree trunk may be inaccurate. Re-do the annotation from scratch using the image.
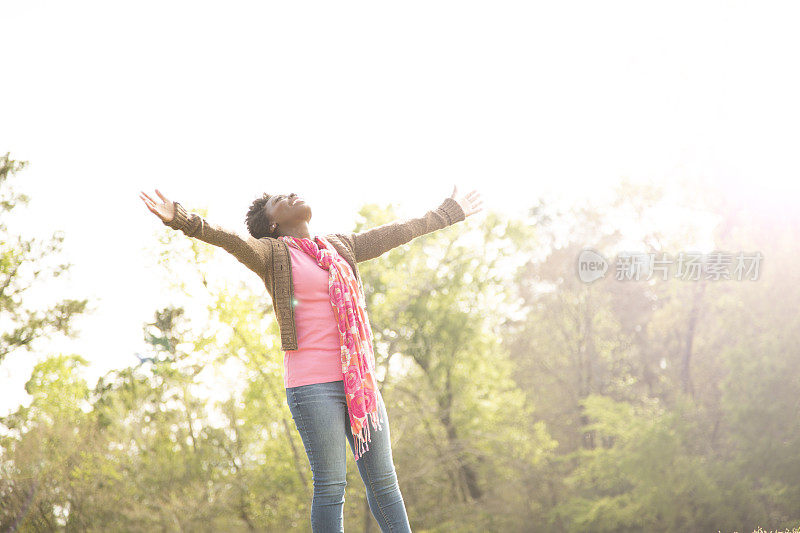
[439,365,483,501]
[681,281,706,397]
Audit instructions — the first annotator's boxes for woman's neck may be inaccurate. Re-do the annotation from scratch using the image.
[277,221,312,239]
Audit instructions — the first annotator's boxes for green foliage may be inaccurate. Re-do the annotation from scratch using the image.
[1,179,799,531]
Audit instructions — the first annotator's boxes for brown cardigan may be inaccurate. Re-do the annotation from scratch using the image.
[162,196,466,350]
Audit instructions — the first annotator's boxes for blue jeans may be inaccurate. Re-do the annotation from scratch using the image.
[286,379,412,532]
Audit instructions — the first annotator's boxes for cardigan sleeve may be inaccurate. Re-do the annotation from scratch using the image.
[162,201,272,278]
[340,197,466,263]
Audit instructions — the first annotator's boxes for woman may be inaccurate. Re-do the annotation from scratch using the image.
[139,186,482,532]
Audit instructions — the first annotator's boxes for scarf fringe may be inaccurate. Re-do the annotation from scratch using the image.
[353,407,384,460]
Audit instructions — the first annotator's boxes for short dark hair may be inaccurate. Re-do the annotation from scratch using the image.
[245,193,276,239]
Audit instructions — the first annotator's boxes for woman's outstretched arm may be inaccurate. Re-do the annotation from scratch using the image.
[337,186,482,263]
[140,189,271,279]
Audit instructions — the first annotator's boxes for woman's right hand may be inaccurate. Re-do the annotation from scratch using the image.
[140,189,175,223]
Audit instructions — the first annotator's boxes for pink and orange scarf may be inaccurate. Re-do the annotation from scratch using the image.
[280,235,383,460]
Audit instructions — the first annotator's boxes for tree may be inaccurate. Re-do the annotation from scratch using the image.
[355,201,557,531]
[0,153,88,363]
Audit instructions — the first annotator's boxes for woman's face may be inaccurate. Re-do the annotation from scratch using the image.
[264,192,311,229]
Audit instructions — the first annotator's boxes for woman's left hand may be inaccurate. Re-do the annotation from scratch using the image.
[450,185,483,218]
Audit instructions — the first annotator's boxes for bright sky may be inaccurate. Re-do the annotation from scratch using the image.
[2,0,799,415]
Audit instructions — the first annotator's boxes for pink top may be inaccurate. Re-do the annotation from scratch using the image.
[283,245,344,388]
